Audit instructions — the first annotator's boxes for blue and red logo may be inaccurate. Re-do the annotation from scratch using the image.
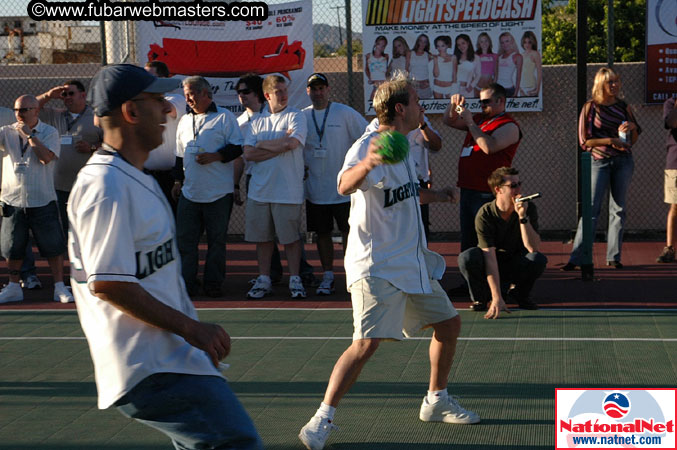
[603,392,631,419]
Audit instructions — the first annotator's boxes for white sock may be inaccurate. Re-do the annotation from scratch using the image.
[316,402,336,420]
[258,275,271,284]
[54,281,65,290]
[427,389,448,404]
[8,281,20,288]
[323,271,334,280]
[289,275,301,283]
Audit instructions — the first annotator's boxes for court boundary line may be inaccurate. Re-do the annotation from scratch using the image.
[1,307,677,313]
[2,336,676,342]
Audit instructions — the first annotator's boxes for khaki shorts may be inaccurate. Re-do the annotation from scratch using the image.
[245,200,302,244]
[350,277,458,341]
[665,170,677,204]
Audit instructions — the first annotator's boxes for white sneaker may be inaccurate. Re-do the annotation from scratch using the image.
[299,415,338,450]
[316,276,335,296]
[0,283,23,304]
[21,274,42,290]
[247,275,273,299]
[289,276,307,299]
[419,395,480,424]
[54,285,74,303]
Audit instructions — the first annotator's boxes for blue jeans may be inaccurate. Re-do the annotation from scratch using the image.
[460,188,494,251]
[569,154,634,264]
[177,194,233,292]
[115,373,262,450]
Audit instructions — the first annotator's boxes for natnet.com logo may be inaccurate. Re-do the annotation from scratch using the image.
[556,389,676,449]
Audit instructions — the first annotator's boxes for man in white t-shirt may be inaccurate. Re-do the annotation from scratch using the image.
[243,75,308,299]
[172,76,243,297]
[299,73,478,450]
[69,64,261,449]
[144,61,185,215]
[302,73,367,296]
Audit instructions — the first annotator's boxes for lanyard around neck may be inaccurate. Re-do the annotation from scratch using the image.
[311,102,331,143]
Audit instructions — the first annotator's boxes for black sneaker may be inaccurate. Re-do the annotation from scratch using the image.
[606,260,623,269]
[300,273,320,288]
[469,301,487,311]
[560,263,577,271]
[656,246,675,263]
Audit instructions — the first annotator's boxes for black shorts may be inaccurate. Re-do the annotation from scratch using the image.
[306,201,350,233]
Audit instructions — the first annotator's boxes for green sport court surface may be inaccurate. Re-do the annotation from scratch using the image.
[1,308,676,450]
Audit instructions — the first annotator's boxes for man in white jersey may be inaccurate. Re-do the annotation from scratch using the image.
[243,75,308,299]
[0,95,73,304]
[299,73,478,450]
[68,64,261,449]
[172,76,243,297]
[302,73,367,295]
[143,61,185,215]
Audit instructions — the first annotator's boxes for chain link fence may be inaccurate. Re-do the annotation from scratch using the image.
[0,0,669,239]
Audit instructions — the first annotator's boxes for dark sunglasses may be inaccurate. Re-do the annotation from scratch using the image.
[13,107,34,113]
[61,91,78,97]
[479,98,493,106]
[237,88,252,95]
[502,181,522,189]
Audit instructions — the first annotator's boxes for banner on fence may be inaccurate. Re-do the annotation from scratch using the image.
[646,0,677,103]
[361,0,543,114]
[136,0,313,113]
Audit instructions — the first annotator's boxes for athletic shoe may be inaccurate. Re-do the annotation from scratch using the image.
[290,276,307,299]
[656,246,675,263]
[301,273,320,288]
[0,283,23,304]
[606,260,623,269]
[419,395,480,424]
[20,274,42,290]
[469,301,487,312]
[560,263,578,271]
[54,285,74,303]
[299,415,338,450]
[316,276,335,296]
[247,276,273,299]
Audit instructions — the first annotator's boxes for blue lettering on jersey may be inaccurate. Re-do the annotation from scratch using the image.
[383,181,419,208]
[135,239,175,279]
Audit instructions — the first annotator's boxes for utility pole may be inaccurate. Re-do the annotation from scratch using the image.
[332,5,344,48]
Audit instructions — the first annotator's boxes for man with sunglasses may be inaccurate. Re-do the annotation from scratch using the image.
[443,83,522,300]
[457,167,546,317]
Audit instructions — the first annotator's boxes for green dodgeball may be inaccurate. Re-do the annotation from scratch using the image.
[376,130,409,164]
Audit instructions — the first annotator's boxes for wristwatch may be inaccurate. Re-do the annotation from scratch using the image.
[519,217,529,224]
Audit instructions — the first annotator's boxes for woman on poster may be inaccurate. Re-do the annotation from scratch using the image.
[474,32,498,97]
[496,31,522,98]
[365,35,389,100]
[407,34,433,99]
[388,36,410,77]
[454,34,480,98]
[432,35,457,99]
[518,31,542,97]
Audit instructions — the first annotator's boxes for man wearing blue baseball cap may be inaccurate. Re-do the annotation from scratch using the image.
[67,64,262,450]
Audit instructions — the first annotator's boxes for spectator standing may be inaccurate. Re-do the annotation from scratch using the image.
[244,75,308,299]
[303,73,367,295]
[298,73,474,450]
[0,95,73,304]
[443,84,522,296]
[657,97,677,263]
[562,67,640,270]
[458,167,546,314]
[144,61,186,214]
[68,64,261,449]
[173,76,243,297]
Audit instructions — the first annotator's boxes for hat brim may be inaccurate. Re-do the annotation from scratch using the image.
[143,77,181,93]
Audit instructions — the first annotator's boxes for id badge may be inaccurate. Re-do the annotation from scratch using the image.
[61,135,73,146]
[14,162,28,174]
[313,147,327,158]
[185,144,199,155]
[460,146,473,157]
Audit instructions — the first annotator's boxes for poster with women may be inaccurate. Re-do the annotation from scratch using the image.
[362,0,543,114]
[135,0,313,113]
[646,0,677,103]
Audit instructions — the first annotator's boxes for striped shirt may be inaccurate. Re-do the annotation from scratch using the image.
[578,100,641,160]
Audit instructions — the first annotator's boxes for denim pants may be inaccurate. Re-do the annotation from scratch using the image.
[458,247,548,304]
[177,193,233,291]
[569,153,634,264]
[115,373,262,450]
[459,188,494,251]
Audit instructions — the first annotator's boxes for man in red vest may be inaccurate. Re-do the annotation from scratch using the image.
[443,83,522,305]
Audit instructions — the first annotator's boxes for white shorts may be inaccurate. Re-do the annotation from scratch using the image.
[350,277,458,341]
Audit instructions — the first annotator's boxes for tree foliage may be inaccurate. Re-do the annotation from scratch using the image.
[542,0,646,65]
[336,39,363,57]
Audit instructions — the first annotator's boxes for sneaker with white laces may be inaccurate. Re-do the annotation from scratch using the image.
[54,285,74,303]
[316,276,335,296]
[0,283,23,304]
[419,395,480,424]
[289,276,307,299]
[299,415,338,450]
[247,275,273,299]
[20,274,42,290]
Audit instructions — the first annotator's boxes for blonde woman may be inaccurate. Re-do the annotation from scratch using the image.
[518,31,542,97]
[432,35,457,99]
[388,36,410,76]
[495,32,522,97]
[563,67,642,271]
[365,36,389,100]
